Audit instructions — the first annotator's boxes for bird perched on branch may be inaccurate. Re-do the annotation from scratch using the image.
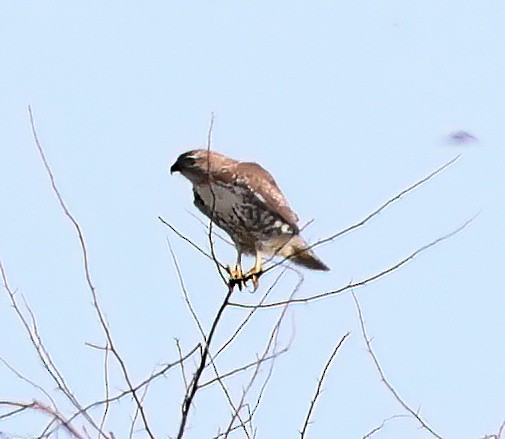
[170,149,329,288]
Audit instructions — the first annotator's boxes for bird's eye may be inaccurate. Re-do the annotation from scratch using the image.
[180,155,196,167]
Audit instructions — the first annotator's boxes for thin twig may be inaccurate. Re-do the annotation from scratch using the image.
[129,367,154,439]
[175,339,189,392]
[0,262,103,436]
[0,400,85,439]
[206,349,250,439]
[159,216,226,269]
[28,106,154,438]
[204,113,229,286]
[352,292,443,439]
[167,237,248,433]
[225,277,302,437]
[299,332,350,438]
[186,209,235,247]
[214,267,292,359]
[482,420,505,439]
[362,414,408,438]
[246,272,303,426]
[99,343,111,435]
[232,215,477,309]
[67,343,200,425]
[166,237,206,339]
[262,155,461,275]
[199,350,288,389]
[177,283,235,439]
[0,356,58,411]
[197,247,302,438]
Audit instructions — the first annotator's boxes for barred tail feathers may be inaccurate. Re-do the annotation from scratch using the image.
[281,235,330,271]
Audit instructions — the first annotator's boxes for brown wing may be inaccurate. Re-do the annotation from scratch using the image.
[234,161,299,230]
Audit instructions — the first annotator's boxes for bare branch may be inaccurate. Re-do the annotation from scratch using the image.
[177,283,235,439]
[299,332,350,438]
[482,420,505,439]
[67,343,200,425]
[175,339,190,393]
[166,237,206,339]
[203,269,302,437]
[310,155,461,249]
[159,216,226,269]
[204,113,229,286]
[225,276,303,437]
[352,292,443,439]
[0,400,85,438]
[28,106,154,438]
[232,215,476,309]
[362,414,408,439]
[166,236,251,435]
[0,356,57,411]
[245,322,288,428]
[200,350,288,389]
[214,267,294,359]
[205,351,250,439]
[99,343,111,436]
[262,155,461,275]
[129,368,153,439]
[0,261,104,436]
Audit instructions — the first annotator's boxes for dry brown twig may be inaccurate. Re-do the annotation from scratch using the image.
[362,414,409,438]
[176,283,235,439]
[0,356,58,413]
[196,269,300,422]
[204,112,229,286]
[208,351,251,439]
[65,343,200,428]
[212,287,298,439]
[99,342,111,435]
[167,233,249,437]
[167,236,207,340]
[482,421,505,439]
[129,366,156,439]
[199,350,288,390]
[215,267,301,362]
[0,261,105,437]
[262,155,461,276]
[224,278,300,437]
[28,106,154,438]
[231,214,476,310]
[0,400,85,439]
[299,332,350,439]
[175,339,190,393]
[159,216,226,269]
[352,291,443,439]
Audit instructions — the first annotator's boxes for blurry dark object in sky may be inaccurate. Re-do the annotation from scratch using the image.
[447,130,479,145]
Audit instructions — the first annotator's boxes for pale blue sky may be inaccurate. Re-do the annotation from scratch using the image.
[1,2,504,438]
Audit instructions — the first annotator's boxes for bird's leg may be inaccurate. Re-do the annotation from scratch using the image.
[227,249,244,290]
[244,250,263,290]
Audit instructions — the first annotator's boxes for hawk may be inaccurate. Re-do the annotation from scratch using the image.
[170,149,329,287]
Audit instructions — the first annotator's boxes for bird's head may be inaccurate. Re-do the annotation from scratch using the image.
[170,149,230,184]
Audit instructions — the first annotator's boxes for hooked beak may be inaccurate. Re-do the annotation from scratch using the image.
[170,153,196,175]
[170,161,180,174]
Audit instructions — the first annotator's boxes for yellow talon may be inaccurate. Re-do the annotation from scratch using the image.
[227,264,244,290]
[227,249,263,291]
[243,250,263,291]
